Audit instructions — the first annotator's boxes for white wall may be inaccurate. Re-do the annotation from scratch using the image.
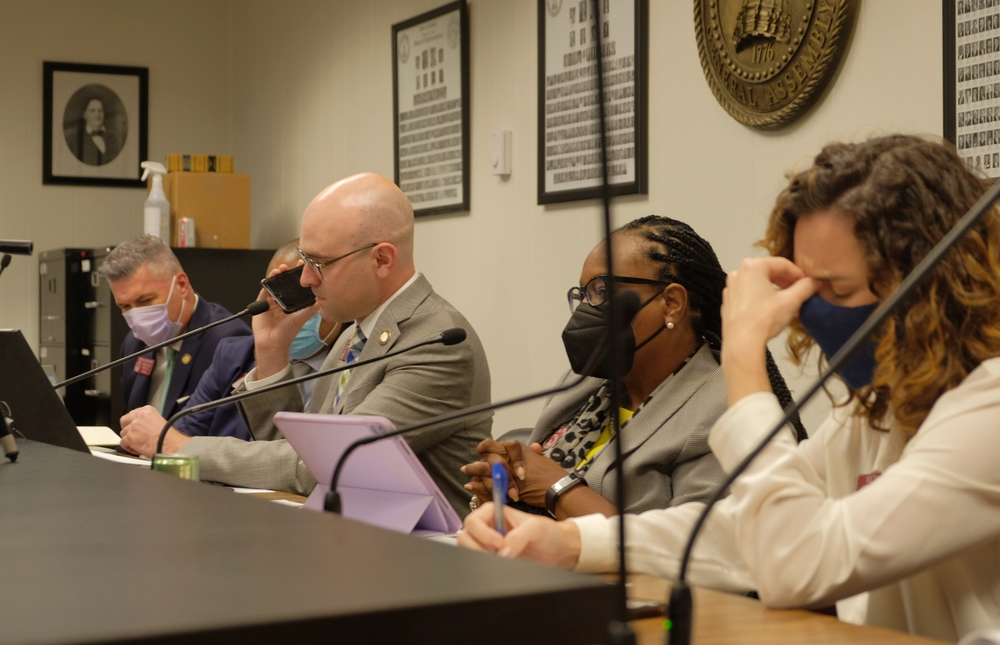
[0,1,944,435]
[0,0,233,348]
[230,0,944,434]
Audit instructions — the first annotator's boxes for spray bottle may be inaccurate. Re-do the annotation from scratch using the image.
[140,161,171,244]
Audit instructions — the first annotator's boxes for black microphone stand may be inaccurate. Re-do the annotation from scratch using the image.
[590,0,635,641]
[665,168,1000,645]
[152,330,467,459]
[54,300,270,390]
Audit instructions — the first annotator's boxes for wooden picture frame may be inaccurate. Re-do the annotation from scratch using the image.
[43,61,148,188]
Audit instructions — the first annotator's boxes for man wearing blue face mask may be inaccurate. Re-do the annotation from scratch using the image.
[287,309,343,407]
[125,239,342,441]
[99,235,252,421]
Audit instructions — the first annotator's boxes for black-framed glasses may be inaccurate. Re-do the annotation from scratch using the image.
[298,243,377,282]
[566,275,672,312]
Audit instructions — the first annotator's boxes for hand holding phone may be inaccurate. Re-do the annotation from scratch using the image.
[261,265,316,313]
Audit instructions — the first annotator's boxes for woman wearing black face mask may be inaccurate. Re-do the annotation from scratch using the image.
[462,216,806,519]
[459,136,1000,642]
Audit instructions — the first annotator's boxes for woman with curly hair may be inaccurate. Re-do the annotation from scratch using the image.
[458,135,1000,641]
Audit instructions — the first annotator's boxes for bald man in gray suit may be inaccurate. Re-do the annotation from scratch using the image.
[121,173,492,515]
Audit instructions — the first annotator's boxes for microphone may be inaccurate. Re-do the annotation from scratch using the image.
[54,299,270,390]
[0,254,11,278]
[589,0,633,640]
[663,167,1000,645]
[0,240,32,255]
[323,291,642,515]
[439,327,467,345]
[152,327,469,458]
[1,401,19,462]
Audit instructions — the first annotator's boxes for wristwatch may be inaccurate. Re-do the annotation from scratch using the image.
[545,471,585,515]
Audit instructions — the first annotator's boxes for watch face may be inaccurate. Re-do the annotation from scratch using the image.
[555,472,580,492]
[547,472,584,514]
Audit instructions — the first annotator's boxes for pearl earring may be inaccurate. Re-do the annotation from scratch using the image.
[667,322,674,330]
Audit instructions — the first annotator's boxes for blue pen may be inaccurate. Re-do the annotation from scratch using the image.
[491,462,508,537]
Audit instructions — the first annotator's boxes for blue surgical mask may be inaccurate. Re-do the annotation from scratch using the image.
[289,313,331,360]
[798,294,879,389]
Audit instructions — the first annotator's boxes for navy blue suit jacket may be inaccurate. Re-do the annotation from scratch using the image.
[120,297,251,420]
[174,335,256,440]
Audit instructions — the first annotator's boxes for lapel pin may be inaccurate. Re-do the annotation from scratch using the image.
[181,354,192,365]
[378,330,391,345]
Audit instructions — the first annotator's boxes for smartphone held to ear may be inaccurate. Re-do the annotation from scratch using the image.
[261,266,316,313]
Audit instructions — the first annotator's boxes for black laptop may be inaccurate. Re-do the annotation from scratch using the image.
[0,330,88,452]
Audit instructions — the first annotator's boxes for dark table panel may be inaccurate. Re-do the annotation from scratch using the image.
[0,441,617,644]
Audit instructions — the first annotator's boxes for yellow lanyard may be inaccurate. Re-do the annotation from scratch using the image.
[574,407,634,470]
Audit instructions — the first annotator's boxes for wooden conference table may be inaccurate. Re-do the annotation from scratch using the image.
[2,441,951,644]
[625,575,950,645]
[245,499,951,644]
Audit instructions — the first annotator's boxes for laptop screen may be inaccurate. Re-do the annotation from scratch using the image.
[0,330,88,453]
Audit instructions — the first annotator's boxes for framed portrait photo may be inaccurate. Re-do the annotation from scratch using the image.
[43,61,148,188]
[538,0,648,204]
[944,0,1000,178]
[392,0,471,217]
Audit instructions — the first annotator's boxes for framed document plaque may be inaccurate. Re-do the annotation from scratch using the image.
[537,0,648,205]
[392,0,471,216]
[945,0,1000,178]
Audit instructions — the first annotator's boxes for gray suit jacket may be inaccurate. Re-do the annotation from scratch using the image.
[180,275,492,516]
[530,344,727,514]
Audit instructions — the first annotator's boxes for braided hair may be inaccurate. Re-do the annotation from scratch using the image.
[619,215,808,442]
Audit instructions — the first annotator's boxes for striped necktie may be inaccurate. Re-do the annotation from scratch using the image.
[333,327,367,412]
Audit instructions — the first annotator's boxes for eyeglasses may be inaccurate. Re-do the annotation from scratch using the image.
[567,275,673,312]
[298,243,377,282]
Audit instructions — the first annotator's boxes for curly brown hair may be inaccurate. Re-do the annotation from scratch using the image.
[761,135,1000,436]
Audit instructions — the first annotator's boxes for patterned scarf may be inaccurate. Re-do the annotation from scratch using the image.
[541,382,623,475]
[540,350,698,475]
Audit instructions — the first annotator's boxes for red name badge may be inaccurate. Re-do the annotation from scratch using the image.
[857,472,881,490]
[134,356,155,376]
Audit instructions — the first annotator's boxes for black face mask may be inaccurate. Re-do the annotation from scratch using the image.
[561,298,666,380]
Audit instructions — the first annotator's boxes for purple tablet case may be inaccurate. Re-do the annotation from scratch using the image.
[274,411,462,536]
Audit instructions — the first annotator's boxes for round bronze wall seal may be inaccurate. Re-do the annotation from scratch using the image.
[694,0,858,129]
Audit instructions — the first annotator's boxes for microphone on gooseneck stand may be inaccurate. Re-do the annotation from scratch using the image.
[663,169,1000,645]
[323,291,642,514]
[1,401,19,462]
[0,254,12,279]
[0,240,33,255]
[152,328,470,460]
[589,0,634,642]
[53,299,271,391]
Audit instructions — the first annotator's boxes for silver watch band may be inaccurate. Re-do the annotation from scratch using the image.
[545,471,584,514]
